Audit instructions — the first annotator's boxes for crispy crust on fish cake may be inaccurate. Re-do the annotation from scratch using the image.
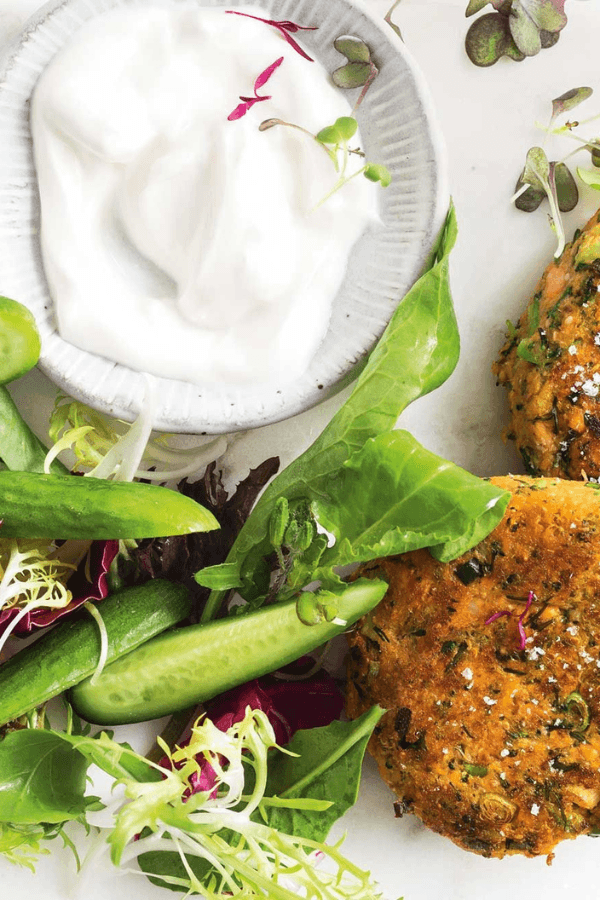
[346,475,600,858]
[494,209,600,480]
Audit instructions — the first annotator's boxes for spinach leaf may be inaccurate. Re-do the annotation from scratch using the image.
[139,848,215,895]
[262,705,384,842]
[0,730,89,824]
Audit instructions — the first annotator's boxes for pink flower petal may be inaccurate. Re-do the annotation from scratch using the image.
[228,101,252,121]
[275,29,314,62]
[225,10,315,61]
[254,56,284,94]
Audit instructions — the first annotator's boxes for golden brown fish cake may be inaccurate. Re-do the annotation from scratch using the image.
[346,475,600,858]
[494,208,600,480]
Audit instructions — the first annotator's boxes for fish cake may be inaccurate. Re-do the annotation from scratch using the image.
[346,475,600,858]
[494,208,600,480]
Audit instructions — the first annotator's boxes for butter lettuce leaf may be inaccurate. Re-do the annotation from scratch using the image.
[307,431,510,571]
[203,205,463,614]
[202,204,508,616]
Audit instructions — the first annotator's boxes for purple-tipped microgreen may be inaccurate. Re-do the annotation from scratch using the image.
[332,36,379,115]
[384,1,404,41]
[225,10,317,61]
[228,56,284,121]
[485,590,536,652]
[513,87,600,252]
[464,0,567,67]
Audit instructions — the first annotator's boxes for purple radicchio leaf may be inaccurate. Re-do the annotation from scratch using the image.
[0,540,119,637]
[205,659,344,745]
[162,660,344,797]
[225,10,317,62]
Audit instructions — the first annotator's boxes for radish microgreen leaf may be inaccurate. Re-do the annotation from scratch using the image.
[551,87,594,126]
[513,87,600,250]
[464,0,567,67]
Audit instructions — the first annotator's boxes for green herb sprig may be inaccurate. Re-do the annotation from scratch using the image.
[258,35,391,206]
[513,87,600,256]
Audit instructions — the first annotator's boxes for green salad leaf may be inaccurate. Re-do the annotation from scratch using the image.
[306,430,510,573]
[263,705,384,842]
[0,730,91,825]
[0,386,68,475]
[202,205,509,617]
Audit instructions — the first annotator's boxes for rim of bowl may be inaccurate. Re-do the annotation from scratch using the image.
[0,0,449,434]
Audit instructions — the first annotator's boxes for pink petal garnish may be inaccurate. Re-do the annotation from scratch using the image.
[225,10,316,61]
[228,57,283,121]
[485,591,536,652]
[484,609,512,626]
[517,591,535,651]
[254,55,284,93]
[228,101,253,121]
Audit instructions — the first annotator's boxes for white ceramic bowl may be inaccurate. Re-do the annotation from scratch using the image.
[0,0,448,434]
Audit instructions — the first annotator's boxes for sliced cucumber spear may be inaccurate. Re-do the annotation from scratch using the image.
[70,577,388,725]
[0,580,192,726]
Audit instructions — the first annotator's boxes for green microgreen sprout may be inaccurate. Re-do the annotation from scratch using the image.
[258,34,390,208]
[513,87,600,257]
[384,1,404,41]
[464,0,567,67]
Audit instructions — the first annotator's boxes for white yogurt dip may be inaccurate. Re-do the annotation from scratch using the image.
[31,5,378,387]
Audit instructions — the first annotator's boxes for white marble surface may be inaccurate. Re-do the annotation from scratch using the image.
[2,1,600,899]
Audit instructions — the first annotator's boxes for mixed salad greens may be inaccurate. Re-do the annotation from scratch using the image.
[0,6,527,896]
[0,202,511,898]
